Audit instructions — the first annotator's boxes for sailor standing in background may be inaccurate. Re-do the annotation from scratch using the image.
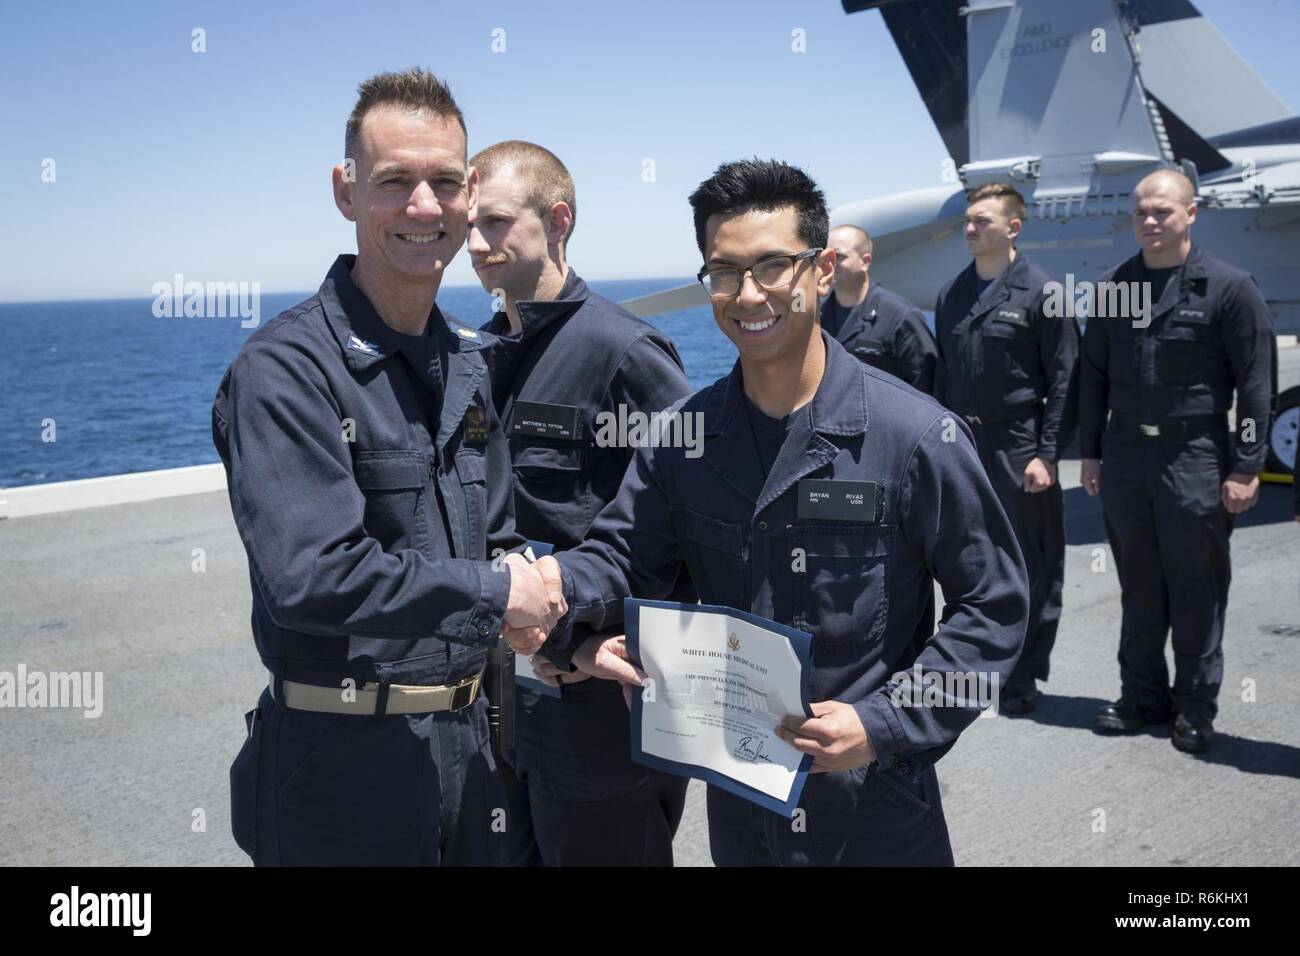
[467,140,692,865]
[1079,168,1274,754]
[820,225,940,394]
[934,183,1078,715]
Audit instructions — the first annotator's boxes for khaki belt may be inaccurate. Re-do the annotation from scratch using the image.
[269,669,483,716]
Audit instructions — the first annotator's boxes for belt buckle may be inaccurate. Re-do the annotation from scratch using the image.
[450,673,479,712]
[1139,423,1161,437]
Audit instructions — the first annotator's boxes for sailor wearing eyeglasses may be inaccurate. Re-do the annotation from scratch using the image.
[521,159,1029,866]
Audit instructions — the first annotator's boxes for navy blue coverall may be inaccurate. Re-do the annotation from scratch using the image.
[481,270,692,865]
[546,331,1030,866]
[820,282,941,394]
[1078,243,1275,722]
[935,253,1079,694]
[213,255,523,866]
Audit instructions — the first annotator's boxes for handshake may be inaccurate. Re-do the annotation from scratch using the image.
[500,553,567,655]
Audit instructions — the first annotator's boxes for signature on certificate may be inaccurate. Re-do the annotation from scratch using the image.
[734,734,773,763]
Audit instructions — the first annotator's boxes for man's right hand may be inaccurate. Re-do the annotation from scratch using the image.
[533,555,566,611]
[501,552,562,655]
[573,634,649,711]
[573,634,646,686]
[1081,458,1102,497]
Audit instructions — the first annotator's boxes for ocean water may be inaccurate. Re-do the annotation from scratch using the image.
[0,278,737,487]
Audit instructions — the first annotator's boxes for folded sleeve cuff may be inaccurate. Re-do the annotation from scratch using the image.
[854,692,906,770]
[469,561,512,647]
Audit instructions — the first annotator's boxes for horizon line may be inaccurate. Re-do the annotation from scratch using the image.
[0,273,698,309]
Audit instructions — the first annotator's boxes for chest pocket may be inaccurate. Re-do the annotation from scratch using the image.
[454,449,488,560]
[979,308,1034,394]
[670,506,746,609]
[354,450,429,554]
[1155,306,1215,386]
[789,523,892,650]
[510,443,591,539]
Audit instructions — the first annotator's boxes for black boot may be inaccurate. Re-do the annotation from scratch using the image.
[1171,712,1215,754]
[1000,681,1039,715]
[1095,697,1170,734]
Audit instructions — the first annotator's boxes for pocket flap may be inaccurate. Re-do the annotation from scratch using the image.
[511,444,583,475]
[354,452,426,490]
[671,507,742,553]
[982,320,1020,338]
[789,523,893,559]
[1157,324,1205,342]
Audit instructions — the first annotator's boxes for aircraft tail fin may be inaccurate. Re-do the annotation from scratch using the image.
[843,0,1261,191]
[843,0,971,167]
[1130,0,1290,140]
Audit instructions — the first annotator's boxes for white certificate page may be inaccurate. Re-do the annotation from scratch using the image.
[635,603,809,804]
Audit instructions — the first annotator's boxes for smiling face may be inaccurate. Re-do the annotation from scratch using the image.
[1132,173,1196,257]
[702,206,833,367]
[963,197,1020,258]
[466,169,551,301]
[333,105,476,284]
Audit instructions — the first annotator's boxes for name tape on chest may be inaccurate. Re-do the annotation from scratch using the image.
[511,400,582,441]
[992,307,1029,327]
[1175,307,1209,324]
[796,479,883,524]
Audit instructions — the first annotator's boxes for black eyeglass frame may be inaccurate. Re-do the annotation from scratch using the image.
[696,247,823,298]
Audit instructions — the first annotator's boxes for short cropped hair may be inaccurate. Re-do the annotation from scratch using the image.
[345,68,467,164]
[1134,168,1196,205]
[688,158,829,256]
[470,140,577,245]
[830,224,873,257]
[965,182,1027,222]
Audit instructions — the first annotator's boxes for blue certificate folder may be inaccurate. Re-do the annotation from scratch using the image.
[625,598,814,818]
[514,540,561,699]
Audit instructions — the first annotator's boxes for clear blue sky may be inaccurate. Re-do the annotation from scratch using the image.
[3,0,1297,301]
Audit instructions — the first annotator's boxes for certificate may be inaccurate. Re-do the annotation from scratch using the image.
[625,598,813,817]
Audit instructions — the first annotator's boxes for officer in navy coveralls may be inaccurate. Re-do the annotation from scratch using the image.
[213,71,564,866]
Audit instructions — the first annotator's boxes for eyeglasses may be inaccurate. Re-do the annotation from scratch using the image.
[696,248,822,298]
